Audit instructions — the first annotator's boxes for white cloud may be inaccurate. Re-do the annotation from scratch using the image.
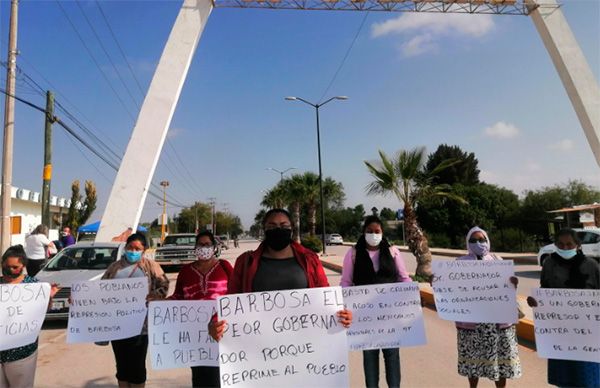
[401,34,436,57]
[483,121,521,139]
[371,13,494,56]
[548,139,575,151]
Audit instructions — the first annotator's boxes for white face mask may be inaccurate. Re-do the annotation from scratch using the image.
[365,233,383,247]
[195,247,214,261]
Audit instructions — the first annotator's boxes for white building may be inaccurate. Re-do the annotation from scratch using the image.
[0,184,72,245]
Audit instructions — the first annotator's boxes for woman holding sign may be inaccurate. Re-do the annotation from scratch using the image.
[527,228,599,388]
[169,230,233,388]
[455,227,521,388]
[210,208,352,336]
[102,233,169,388]
[340,215,410,388]
[1,245,59,388]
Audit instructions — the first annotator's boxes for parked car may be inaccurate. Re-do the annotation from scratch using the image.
[325,233,344,245]
[154,233,198,266]
[537,228,600,266]
[36,241,126,320]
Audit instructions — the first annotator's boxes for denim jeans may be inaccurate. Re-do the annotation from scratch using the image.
[363,348,401,388]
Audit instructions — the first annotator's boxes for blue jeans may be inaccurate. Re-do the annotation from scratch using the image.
[363,348,401,388]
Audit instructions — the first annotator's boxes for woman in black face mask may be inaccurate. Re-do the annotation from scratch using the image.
[1,245,59,388]
[209,208,352,340]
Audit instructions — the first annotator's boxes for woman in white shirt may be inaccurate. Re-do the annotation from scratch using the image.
[24,224,55,276]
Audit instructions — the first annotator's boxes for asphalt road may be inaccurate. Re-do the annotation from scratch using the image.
[34,241,549,387]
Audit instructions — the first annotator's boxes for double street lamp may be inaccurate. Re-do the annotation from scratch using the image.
[285,95,348,255]
[266,167,297,182]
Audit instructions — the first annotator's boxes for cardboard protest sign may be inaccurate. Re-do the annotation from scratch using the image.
[532,288,600,363]
[217,287,349,388]
[0,282,50,351]
[343,282,426,351]
[432,260,518,323]
[149,300,219,370]
[67,277,148,343]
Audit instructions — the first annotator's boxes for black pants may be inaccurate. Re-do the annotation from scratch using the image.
[192,366,220,388]
[26,259,45,277]
[111,335,148,385]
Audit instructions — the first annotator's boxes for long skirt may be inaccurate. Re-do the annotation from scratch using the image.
[457,324,522,381]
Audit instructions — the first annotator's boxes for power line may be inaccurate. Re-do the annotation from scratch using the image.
[86,5,204,201]
[54,0,137,122]
[94,0,146,96]
[4,57,188,205]
[318,12,369,103]
[0,87,187,208]
[74,0,141,109]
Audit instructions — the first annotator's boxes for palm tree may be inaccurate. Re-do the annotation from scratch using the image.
[261,185,286,209]
[364,147,464,278]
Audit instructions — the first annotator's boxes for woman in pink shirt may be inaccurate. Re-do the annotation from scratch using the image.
[340,215,410,388]
[169,230,232,388]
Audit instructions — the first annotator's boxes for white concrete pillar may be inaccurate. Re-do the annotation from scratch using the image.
[96,0,213,242]
[528,0,600,167]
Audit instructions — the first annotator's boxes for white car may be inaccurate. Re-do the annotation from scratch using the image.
[326,233,344,245]
[537,228,600,266]
[36,241,125,319]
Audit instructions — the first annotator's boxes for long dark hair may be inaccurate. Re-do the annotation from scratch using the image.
[353,215,398,285]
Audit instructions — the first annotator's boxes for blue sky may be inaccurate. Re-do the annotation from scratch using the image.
[1,1,599,228]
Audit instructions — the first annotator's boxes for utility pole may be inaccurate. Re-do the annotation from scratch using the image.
[41,91,54,227]
[0,0,19,253]
[208,197,216,233]
[160,180,169,242]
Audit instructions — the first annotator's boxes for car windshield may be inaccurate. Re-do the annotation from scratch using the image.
[45,246,119,270]
[163,236,196,246]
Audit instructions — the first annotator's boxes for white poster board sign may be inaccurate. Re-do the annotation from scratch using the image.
[67,277,148,343]
[217,287,349,388]
[532,288,600,363]
[432,260,518,323]
[148,300,219,369]
[343,282,426,351]
[0,282,50,351]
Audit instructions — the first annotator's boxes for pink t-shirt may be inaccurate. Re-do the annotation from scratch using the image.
[340,246,411,287]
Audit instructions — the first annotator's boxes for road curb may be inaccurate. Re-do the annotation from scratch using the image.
[320,259,537,345]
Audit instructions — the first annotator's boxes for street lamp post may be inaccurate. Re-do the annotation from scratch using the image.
[285,95,348,255]
[266,167,297,182]
[159,180,170,242]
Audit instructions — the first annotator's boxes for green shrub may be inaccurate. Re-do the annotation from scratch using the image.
[426,232,452,248]
[301,235,323,253]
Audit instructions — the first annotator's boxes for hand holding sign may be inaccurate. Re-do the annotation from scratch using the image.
[0,282,51,351]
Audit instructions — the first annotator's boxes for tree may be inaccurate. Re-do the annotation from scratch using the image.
[425,144,480,186]
[175,202,212,233]
[365,147,464,278]
[325,204,365,241]
[519,180,600,238]
[65,180,97,233]
[379,207,396,221]
[418,183,520,249]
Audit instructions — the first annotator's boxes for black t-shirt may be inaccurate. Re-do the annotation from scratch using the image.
[252,256,308,292]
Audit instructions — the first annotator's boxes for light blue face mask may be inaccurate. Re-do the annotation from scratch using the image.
[556,248,577,260]
[124,250,142,263]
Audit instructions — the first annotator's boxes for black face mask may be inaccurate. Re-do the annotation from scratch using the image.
[2,267,22,278]
[264,228,292,251]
